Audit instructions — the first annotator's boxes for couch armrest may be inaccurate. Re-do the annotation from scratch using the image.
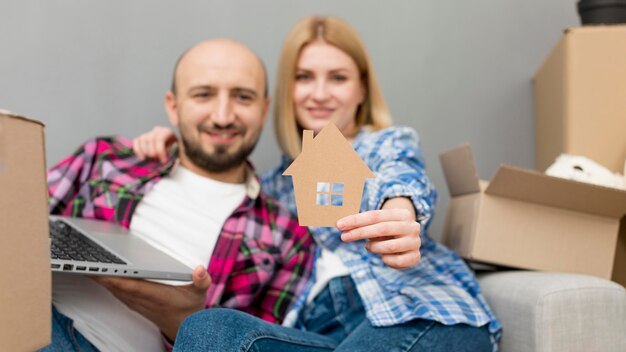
[476,271,626,352]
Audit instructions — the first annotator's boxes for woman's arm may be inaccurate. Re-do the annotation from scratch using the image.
[338,127,436,269]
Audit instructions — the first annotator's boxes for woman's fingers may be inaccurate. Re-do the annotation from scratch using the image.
[341,220,420,242]
[132,126,176,162]
[338,208,422,269]
[132,137,146,160]
[337,208,413,231]
[381,250,422,269]
[365,235,420,255]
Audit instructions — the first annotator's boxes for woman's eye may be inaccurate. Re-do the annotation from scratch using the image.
[296,73,311,81]
[331,74,347,82]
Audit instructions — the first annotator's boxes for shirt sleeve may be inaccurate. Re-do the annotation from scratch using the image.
[362,127,438,232]
[47,138,101,215]
[242,196,315,324]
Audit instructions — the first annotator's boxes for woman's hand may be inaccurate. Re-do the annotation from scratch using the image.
[132,125,177,163]
[337,197,421,269]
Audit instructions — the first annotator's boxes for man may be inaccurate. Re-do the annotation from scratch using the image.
[43,39,315,351]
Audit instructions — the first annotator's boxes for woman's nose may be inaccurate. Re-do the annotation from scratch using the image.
[312,79,330,101]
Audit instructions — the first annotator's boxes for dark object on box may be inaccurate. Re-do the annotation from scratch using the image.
[578,0,626,24]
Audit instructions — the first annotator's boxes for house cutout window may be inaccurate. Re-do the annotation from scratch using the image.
[316,182,344,206]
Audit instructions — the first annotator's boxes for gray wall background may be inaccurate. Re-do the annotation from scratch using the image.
[0,1,579,240]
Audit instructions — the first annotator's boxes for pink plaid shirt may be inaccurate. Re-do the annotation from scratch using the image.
[47,136,315,324]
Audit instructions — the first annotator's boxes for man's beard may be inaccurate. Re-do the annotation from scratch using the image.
[180,125,259,173]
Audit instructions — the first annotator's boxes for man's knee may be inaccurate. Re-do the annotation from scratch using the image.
[176,308,260,350]
[181,308,253,331]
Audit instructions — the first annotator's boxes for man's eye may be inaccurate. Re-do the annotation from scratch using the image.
[193,92,210,99]
[236,94,254,102]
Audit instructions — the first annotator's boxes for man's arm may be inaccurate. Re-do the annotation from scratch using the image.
[243,196,315,323]
[47,138,101,215]
[93,265,212,341]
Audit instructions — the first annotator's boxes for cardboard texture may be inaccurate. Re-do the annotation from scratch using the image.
[440,144,626,287]
[534,25,626,173]
[0,110,51,350]
[283,123,374,226]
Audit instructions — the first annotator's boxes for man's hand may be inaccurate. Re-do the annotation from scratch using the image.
[337,197,421,269]
[93,265,211,341]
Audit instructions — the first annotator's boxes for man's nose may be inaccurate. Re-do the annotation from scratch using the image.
[213,94,235,125]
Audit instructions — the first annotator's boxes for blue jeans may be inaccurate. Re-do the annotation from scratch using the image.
[37,306,99,352]
[174,276,492,352]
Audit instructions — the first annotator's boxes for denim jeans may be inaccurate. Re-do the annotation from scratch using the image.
[37,306,99,352]
[174,276,492,352]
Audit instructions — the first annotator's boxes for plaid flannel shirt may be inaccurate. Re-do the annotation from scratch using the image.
[263,126,502,350]
[47,136,315,324]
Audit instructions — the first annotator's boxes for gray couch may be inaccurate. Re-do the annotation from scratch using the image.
[477,271,626,351]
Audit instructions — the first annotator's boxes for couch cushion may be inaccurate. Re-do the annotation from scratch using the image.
[477,271,626,352]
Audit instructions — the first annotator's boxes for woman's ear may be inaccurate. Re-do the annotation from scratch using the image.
[359,80,367,104]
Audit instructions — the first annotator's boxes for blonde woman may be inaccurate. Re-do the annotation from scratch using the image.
[136,16,500,352]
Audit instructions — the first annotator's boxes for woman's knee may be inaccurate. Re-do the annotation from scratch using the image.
[411,322,492,352]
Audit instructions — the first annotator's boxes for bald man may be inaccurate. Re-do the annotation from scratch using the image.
[42,39,315,352]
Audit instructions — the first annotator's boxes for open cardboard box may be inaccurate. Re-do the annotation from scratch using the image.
[534,25,626,173]
[440,144,626,287]
[0,110,51,350]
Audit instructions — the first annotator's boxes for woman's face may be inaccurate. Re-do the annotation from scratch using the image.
[293,41,365,137]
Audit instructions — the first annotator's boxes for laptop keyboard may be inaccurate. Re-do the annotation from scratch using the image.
[49,219,127,265]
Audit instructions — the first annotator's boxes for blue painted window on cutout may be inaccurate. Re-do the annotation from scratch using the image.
[316,193,329,206]
[316,182,344,206]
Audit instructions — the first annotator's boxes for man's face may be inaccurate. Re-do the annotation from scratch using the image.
[166,41,269,175]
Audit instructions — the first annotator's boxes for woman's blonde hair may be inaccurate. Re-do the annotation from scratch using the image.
[274,15,392,159]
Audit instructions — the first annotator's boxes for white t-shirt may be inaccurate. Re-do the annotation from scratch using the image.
[306,247,350,303]
[52,165,246,352]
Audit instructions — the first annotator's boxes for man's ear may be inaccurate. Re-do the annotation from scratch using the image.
[165,91,180,128]
[261,96,271,126]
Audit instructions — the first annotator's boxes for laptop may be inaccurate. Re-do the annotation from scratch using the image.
[49,215,193,281]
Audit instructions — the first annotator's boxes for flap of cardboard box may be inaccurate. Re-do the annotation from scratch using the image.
[565,24,626,37]
[485,165,626,219]
[439,144,481,197]
[0,109,45,127]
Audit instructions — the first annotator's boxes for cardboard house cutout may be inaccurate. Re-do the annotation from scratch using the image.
[283,123,375,226]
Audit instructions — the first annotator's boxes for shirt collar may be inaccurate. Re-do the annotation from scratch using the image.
[166,145,260,200]
[350,127,369,150]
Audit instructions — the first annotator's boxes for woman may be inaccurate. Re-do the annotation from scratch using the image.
[135,16,500,352]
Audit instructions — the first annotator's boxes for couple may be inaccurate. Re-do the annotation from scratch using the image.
[44,16,500,352]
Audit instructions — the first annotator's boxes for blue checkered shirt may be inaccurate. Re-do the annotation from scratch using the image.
[262,126,501,349]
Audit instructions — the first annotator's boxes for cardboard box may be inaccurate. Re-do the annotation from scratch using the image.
[0,110,51,350]
[440,144,626,287]
[534,25,626,173]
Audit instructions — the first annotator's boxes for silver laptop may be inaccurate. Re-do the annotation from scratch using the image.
[49,215,193,281]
